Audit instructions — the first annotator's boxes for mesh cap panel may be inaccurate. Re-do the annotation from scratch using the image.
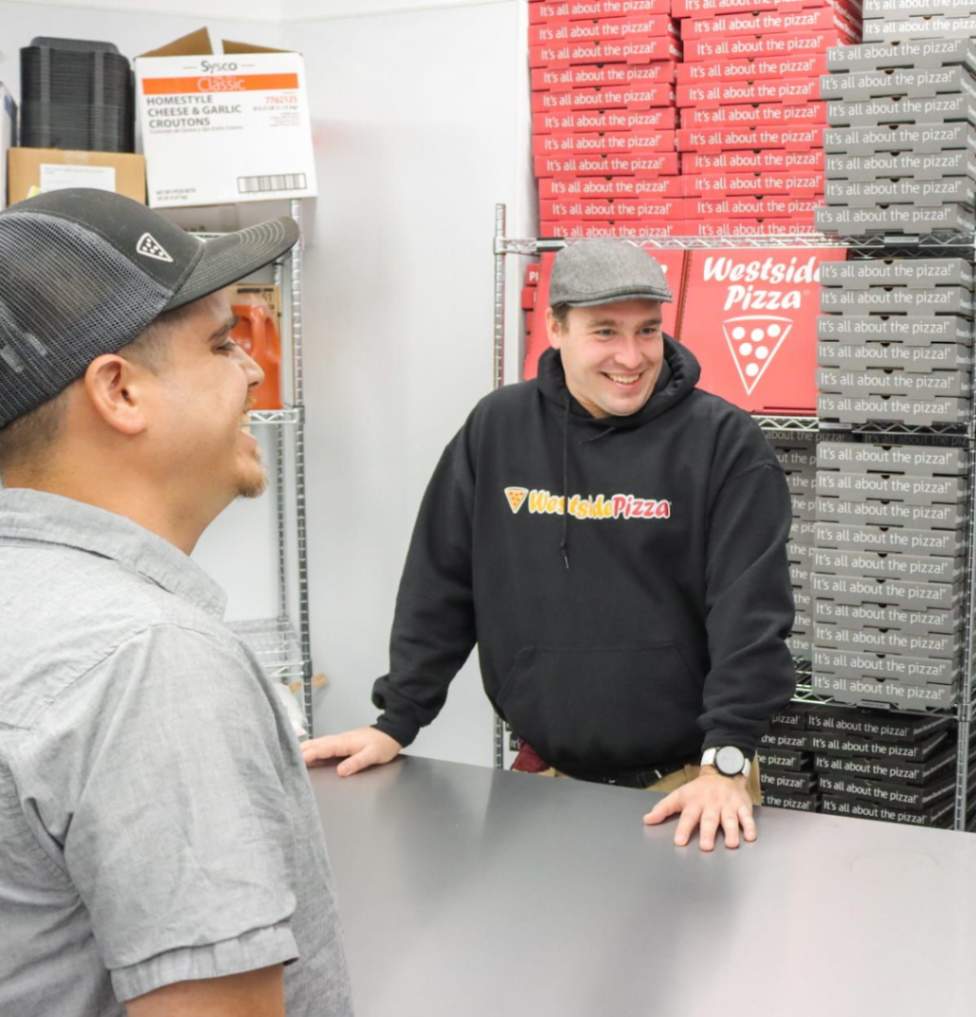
[0,212,169,428]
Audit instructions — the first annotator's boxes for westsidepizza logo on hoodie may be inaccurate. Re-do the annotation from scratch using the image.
[504,487,671,520]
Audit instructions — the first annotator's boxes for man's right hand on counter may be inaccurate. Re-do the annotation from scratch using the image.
[301,727,402,776]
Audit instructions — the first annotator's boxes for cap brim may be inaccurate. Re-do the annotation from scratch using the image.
[164,216,299,312]
[563,287,673,307]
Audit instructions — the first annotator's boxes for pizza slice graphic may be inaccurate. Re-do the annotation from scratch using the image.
[721,314,793,396]
[504,486,529,514]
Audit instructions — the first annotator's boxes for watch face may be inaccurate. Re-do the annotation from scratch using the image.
[715,746,746,776]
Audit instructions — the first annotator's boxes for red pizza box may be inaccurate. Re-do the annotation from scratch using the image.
[688,218,821,236]
[533,106,677,134]
[677,247,845,412]
[522,285,538,310]
[529,15,679,47]
[533,130,676,158]
[535,151,681,176]
[682,147,824,172]
[525,262,541,287]
[673,0,859,16]
[532,83,676,111]
[682,170,823,196]
[681,101,825,130]
[540,175,685,198]
[523,247,688,379]
[683,29,851,64]
[530,0,673,23]
[677,77,820,108]
[541,197,688,219]
[531,61,678,91]
[676,123,822,152]
[677,52,828,84]
[541,219,690,239]
[680,7,857,42]
[686,195,821,218]
[529,37,682,69]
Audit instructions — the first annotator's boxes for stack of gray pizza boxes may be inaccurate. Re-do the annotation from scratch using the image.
[816,26,976,238]
[758,705,820,813]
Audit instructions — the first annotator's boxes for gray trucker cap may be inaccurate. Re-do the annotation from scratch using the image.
[549,238,673,307]
[0,188,299,429]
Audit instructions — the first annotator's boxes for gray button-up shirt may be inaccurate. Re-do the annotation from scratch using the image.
[0,489,353,1016]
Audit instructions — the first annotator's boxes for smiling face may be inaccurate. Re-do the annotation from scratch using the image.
[546,298,665,419]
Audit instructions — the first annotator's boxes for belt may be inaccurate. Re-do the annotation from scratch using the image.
[561,758,693,790]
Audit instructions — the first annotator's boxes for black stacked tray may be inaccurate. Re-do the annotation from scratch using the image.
[21,37,134,152]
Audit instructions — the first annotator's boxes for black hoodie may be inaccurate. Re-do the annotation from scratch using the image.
[373,338,795,774]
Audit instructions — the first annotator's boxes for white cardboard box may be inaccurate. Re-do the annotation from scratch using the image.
[135,29,317,209]
[1,83,18,210]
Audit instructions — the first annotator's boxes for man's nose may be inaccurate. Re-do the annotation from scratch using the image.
[614,338,643,370]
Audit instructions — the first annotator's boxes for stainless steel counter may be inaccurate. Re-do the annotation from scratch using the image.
[309,755,976,1017]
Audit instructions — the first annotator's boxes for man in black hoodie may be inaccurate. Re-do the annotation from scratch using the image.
[304,239,796,851]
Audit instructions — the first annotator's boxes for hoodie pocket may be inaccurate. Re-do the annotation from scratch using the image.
[496,644,701,771]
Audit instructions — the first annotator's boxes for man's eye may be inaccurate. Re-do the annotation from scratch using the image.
[217,340,238,353]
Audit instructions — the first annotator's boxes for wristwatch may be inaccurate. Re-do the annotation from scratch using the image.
[701,746,751,779]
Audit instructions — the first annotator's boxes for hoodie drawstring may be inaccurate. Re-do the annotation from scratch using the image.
[560,395,571,571]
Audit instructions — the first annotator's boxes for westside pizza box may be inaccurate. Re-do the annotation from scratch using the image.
[681,7,859,40]
[818,772,954,810]
[812,648,959,689]
[827,36,976,73]
[811,671,957,710]
[529,36,682,68]
[0,83,15,210]
[815,203,976,235]
[686,195,821,218]
[534,152,681,176]
[815,521,963,555]
[825,148,976,181]
[817,314,972,344]
[812,546,964,585]
[820,281,974,313]
[675,0,860,15]
[677,123,822,151]
[822,121,976,156]
[684,148,824,172]
[541,197,687,219]
[803,706,953,742]
[7,148,146,205]
[526,262,542,287]
[758,747,812,770]
[814,621,963,657]
[863,14,976,42]
[820,65,976,101]
[683,29,850,62]
[680,100,826,129]
[531,61,678,91]
[762,769,819,794]
[540,176,684,198]
[814,744,958,784]
[530,0,672,20]
[824,176,976,207]
[677,51,828,83]
[522,247,687,379]
[761,730,818,751]
[678,78,821,107]
[808,729,951,762]
[820,794,954,826]
[814,498,967,531]
[533,130,676,157]
[819,339,973,372]
[531,82,676,110]
[541,219,692,238]
[683,171,824,196]
[814,599,962,638]
[533,107,677,133]
[761,791,820,812]
[819,257,973,288]
[676,247,845,413]
[685,218,821,236]
[825,93,976,128]
[529,15,679,46]
[816,393,972,426]
[135,28,317,209]
[815,469,967,503]
[864,0,976,15]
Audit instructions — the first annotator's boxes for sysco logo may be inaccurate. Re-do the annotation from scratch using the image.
[200,59,239,73]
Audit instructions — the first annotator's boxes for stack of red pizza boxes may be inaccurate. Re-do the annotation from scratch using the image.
[530,0,684,240]
[674,0,861,237]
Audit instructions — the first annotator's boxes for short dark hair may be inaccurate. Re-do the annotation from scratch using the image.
[550,303,572,328]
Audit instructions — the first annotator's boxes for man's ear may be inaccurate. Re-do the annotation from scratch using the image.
[82,355,150,436]
[545,306,562,350]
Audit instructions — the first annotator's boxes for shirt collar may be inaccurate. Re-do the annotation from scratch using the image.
[0,488,227,617]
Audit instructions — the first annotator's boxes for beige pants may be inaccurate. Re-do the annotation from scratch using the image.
[533,760,763,806]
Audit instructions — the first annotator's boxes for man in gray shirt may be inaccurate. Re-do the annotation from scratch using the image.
[0,189,353,1017]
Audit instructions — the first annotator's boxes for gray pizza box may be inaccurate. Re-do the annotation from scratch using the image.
[814,743,958,784]
[813,621,962,658]
[818,340,973,371]
[826,92,976,129]
[793,586,813,612]
[774,445,818,469]
[827,38,976,74]
[825,176,976,208]
[758,747,812,770]
[763,770,818,794]
[813,547,964,583]
[791,519,818,544]
[785,471,816,494]
[810,570,964,609]
[819,257,974,288]
[864,15,976,43]
[817,314,973,344]
[823,121,976,155]
[814,521,962,554]
[821,284,975,313]
[816,496,967,529]
[804,706,953,742]
[820,64,976,101]
[815,470,967,502]
[816,392,972,426]
[811,671,958,709]
[794,608,812,630]
[769,705,814,730]
[789,563,808,586]
[820,794,954,826]
[826,148,976,181]
[792,493,818,521]
[812,646,960,685]
[814,597,961,636]
[787,540,816,563]
[816,367,972,398]
[760,730,818,752]
[816,440,969,476]
[809,728,950,761]
[761,791,820,813]
[788,634,813,657]
[864,0,976,18]
[815,203,976,235]
[818,772,954,810]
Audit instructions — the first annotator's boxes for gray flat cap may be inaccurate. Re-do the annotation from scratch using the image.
[549,238,673,307]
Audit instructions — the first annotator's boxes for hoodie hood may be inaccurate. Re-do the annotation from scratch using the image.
[536,335,701,430]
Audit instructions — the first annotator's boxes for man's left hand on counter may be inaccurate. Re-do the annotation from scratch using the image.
[642,765,757,852]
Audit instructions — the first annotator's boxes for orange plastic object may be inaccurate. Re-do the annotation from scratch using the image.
[231,300,282,410]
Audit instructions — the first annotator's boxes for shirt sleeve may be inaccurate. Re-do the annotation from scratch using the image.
[12,623,302,1001]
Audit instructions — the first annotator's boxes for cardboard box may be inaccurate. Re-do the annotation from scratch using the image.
[677,51,828,83]
[540,175,685,198]
[863,14,976,42]
[683,148,824,172]
[534,130,676,158]
[681,7,858,40]
[677,0,858,15]
[811,672,958,710]
[0,83,16,209]
[135,28,317,209]
[528,36,682,68]
[815,203,976,235]
[820,64,976,101]
[683,170,824,197]
[684,28,850,62]
[7,147,146,205]
[531,61,678,91]
[531,83,675,111]
[823,121,976,156]
[530,0,672,20]
[529,15,679,47]
[825,92,976,129]
[534,152,681,176]
[677,123,822,152]
[678,77,821,107]
[541,196,686,219]
[533,107,677,134]
[825,148,976,181]
[827,37,976,73]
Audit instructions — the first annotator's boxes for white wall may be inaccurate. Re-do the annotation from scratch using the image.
[2,0,282,24]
